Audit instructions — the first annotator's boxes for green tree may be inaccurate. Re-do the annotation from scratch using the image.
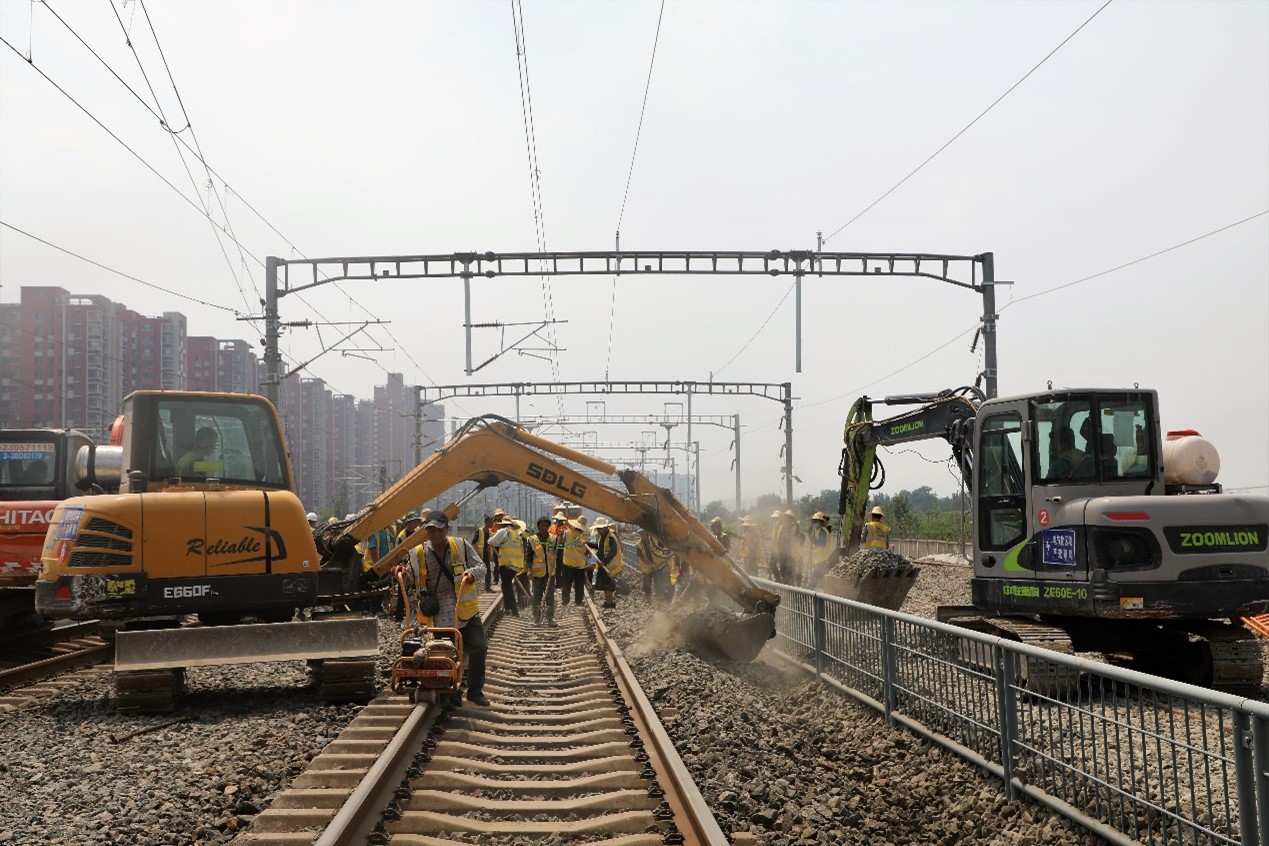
[755,492,784,516]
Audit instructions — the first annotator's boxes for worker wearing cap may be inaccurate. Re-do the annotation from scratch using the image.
[361,517,396,589]
[404,511,490,706]
[591,517,623,609]
[862,506,890,549]
[488,515,531,617]
[306,512,318,529]
[805,511,836,587]
[738,516,765,575]
[558,515,590,608]
[528,517,557,627]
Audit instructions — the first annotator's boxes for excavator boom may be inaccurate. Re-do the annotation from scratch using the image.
[328,416,779,661]
[839,388,981,554]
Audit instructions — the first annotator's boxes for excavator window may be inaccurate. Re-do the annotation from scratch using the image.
[1034,399,1094,482]
[978,412,1026,551]
[153,397,289,488]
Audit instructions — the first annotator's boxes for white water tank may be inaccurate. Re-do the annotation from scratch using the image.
[1162,429,1221,485]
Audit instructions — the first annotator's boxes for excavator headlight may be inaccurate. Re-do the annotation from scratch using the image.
[1091,527,1161,572]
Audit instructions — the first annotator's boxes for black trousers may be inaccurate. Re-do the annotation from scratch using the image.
[559,566,587,605]
[499,565,521,615]
[531,573,555,623]
[459,616,487,697]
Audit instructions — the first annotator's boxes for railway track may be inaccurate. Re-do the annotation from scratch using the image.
[0,620,111,690]
[236,597,753,845]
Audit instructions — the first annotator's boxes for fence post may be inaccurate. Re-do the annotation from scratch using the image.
[1234,710,1263,846]
[880,615,897,725]
[813,593,826,678]
[1255,713,1269,846]
[993,643,1018,801]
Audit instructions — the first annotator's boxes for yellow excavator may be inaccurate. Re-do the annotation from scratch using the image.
[321,414,781,662]
[35,390,379,711]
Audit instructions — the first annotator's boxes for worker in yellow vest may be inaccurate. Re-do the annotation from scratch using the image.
[636,530,674,607]
[489,515,530,617]
[528,516,557,627]
[738,516,766,575]
[558,515,590,608]
[805,511,837,587]
[861,506,890,549]
[404,511,489,706]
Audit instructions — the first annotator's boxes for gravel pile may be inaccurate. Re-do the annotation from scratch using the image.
[829,547,918,580]
[0,617,402,846]
[605,596,1105,845]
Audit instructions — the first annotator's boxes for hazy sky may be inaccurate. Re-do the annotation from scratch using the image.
[2,0,1266,509]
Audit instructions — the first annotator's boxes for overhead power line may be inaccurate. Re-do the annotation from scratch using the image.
[606,0,667,380]
[1003,209,1269,308]
[800,209,1269,410]
[511,0,563,405]
[1,220,237,312]
[714,280,797,376]
[5,16,417,388]
[822,0,1114,244]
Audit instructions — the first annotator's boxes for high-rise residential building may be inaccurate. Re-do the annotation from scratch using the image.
[3,287,447,522]
[0,287,127,438]
[186,337,261,394]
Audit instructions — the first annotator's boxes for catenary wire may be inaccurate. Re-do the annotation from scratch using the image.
[511,0,563,411]
[1002,209,1269,308]
[714,279,797,376]
[605,0,667,380]
[1,220,238,312]
[822,0,1114,244]
[36,4,417,389]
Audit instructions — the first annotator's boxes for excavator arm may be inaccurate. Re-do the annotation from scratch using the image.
[839,388,981,555]
[324,415,779,660]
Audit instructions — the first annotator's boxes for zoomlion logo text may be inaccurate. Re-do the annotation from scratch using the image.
[1179,530,1259,548]
[889,420,925,437]
[526,462,588,498]
[1163,524,1268,555]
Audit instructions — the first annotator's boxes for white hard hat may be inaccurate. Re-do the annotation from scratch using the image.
[306,512,318,522]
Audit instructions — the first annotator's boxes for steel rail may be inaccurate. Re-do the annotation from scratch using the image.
[0,638,112,688]
[589,598,734,845]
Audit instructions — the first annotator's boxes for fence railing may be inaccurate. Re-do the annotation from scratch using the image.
[758,578,1269,846]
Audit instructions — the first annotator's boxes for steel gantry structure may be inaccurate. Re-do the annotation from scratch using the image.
[261,248,1002,398]
[418,381,795,506]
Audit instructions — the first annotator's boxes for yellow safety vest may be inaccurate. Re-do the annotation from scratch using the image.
[637,535,672,574]
[808,524,835,565]
[596,532,623,577]
[499,527,528,574]
[862,520,890,549]
[408,537,480,624]
[561,528,588,569]
[529,533,555,578]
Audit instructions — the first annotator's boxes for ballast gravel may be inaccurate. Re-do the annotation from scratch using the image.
[7,562,1224,844]
[603,576,1107,845]
[0,617,404,846]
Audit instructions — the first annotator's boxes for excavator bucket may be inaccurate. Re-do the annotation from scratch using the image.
[677,609,775,663]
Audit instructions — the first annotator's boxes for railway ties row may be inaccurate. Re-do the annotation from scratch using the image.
[238,598,751,845]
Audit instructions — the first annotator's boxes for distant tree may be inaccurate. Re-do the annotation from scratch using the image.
[701,500,731,523]
[755,492,784,516]
[797,488,838,520]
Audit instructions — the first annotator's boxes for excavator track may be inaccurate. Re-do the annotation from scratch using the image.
[941,613,1082,697]
[1172,621,1264,697]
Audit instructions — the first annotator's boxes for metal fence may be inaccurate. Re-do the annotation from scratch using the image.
[759,579,1269,846]
[888,537,970,560]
